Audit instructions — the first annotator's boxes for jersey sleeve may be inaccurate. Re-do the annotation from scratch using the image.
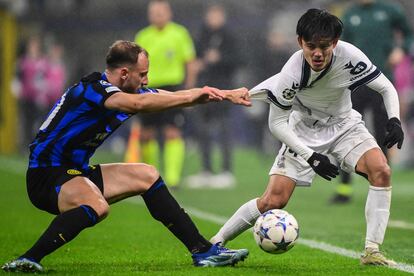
[250,71,298,111]
[137,87,159,94]
[338,42,381,91]
[84,80,122,107]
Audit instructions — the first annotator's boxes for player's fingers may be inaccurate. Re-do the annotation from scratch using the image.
[329,164,339,173]
[208,92,223,100]
[321,174,332,181]
[397,138,403,149]
[208,95,222,101]
[239,99,252,106]
[383,135,392,147]
[202,86,224,98]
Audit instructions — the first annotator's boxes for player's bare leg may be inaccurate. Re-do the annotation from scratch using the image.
[101,163,248,267]
[211,174,295,245]
[356,148,396,266]
[2,177,106,273]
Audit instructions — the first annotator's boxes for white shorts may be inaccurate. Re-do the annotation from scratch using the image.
[269,110,379,186]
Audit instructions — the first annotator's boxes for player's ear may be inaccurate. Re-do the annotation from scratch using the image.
[332,38,339,48]
[297,36,303,48]
[120,67,129,80]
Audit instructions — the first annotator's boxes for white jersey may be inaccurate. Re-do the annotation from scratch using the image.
[253,40,380,123]
[250,40,400,162]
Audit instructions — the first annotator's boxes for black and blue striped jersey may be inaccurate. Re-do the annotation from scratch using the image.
[29,72,157,170]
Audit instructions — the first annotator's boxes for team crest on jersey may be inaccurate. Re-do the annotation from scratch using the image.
[282,88,296,100]
[67,169,82,175]
[344,61,367,75]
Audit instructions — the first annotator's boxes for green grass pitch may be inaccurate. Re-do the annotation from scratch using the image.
[0,147,413,275]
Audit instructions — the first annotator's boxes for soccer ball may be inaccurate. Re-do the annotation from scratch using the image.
[253,209,299,254]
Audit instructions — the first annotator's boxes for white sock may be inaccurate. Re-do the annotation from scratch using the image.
[365,185,392,250]
[210,198,261,245]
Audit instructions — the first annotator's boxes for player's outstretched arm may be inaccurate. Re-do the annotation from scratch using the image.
[104,86,224,113]
[221,88,251,106]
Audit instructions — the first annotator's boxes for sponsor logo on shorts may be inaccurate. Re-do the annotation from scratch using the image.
[67,169,82,175]
[277,156,286,169]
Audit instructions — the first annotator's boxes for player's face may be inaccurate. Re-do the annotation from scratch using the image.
[123,53,149,93]
[298,37,338,72]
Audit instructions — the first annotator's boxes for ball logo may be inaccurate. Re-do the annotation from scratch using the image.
[282,88,296,100]
[67,169,82,175]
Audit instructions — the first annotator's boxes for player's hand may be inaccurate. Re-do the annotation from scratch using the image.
[194,86,224,104]
[307,152,339,181]
[222,87,252,106]
[383,117,404,149]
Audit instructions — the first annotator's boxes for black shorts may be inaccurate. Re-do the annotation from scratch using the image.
[26,165,104,215]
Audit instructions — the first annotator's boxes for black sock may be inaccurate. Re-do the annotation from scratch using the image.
[21,205,99,262]
[142,177,211,254]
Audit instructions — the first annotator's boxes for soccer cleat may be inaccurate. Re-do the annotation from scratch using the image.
[192,243,249,267]
[360,248,397,266]
[2,257,44,273]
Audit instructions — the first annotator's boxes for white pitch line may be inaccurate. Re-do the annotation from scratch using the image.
[0,156,413,273]
[127,198,414,274]
[389,220,414,231]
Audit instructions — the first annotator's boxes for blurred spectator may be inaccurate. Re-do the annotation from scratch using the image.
[393,52,414,165]
[15,36,48,153]
[185,4,239,189]
[330,0,414,204]
[45,43,66,108]
[133,0,197,188]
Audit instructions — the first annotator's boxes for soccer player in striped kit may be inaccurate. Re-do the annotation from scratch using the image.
[2,40,250,273]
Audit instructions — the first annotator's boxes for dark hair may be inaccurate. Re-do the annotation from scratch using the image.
[296,9,343,41]
[105,40,148,69]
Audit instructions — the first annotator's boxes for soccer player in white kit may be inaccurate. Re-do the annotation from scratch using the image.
[210,9,404,266]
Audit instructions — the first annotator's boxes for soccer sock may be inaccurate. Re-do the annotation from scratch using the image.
[164,138,185,187]
[365,185,392,250]
[21,205,98,262]
[142,139,160,168]
[210,198,261,245]
[142,177,211,253]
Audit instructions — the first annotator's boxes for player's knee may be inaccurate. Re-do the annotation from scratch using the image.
[90,200,110,219]
[144,164,160,184]
[371,163,391,187]
[130,164,160,192]
[258,194,288,212]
